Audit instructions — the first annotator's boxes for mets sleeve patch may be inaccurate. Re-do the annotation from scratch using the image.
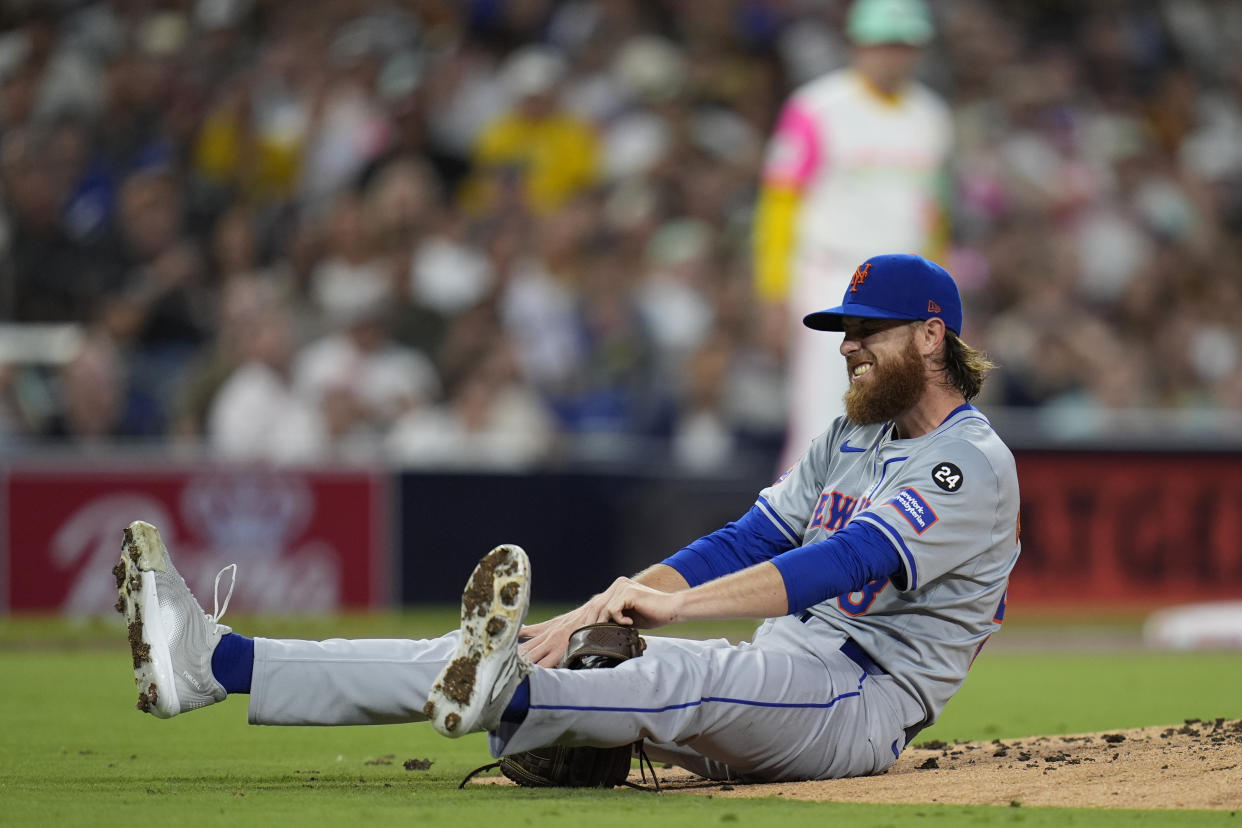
[888,488,939,535]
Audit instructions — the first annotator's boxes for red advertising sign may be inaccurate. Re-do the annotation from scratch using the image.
[1010,452,1242,607]
[3,466,389,614]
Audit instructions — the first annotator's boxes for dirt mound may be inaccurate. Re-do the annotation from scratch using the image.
[654,718,1242,810]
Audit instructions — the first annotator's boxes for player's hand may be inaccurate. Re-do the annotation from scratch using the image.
[520,605,597,667]
[595,576,685,629]
[520,577,685,666]
[520,579,636,666]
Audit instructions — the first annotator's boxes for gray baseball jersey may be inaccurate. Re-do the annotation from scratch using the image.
[757,403,1021,729]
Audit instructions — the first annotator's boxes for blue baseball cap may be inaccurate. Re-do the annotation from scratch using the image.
[803,254,963,335]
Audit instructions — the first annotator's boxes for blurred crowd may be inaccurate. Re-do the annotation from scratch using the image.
[2,0,1241,469]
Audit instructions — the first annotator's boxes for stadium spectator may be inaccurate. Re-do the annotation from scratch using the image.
[47,331,130,444]
[387,334,556,469]
[461,45,600,215]
[293,297,440,459]
[1,125,119,323]
[207,292,328,464]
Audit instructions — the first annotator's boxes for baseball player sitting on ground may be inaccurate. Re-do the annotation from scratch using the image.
[117,253,1020,783]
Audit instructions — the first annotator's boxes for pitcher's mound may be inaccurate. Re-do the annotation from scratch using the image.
[654,718,1242,810]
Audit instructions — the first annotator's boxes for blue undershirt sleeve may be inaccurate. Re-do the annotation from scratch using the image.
[661,504,796,587]
[770,521,903,615]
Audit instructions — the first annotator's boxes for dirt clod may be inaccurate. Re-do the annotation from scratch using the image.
[135,683,158,713]
[112,562,127,589]
[125,528,141,563]
[917,757,939,769]
[486,617,507,636]
[403,758,433,771]
[438,656,478,705]
[444,713,460,732]
[462,553,500,619]
[499,582,520,607]
[127,620,150,668]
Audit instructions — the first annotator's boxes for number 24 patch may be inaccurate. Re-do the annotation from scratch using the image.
[932,462,964,492]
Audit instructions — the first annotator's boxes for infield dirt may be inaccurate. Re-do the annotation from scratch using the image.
[653,719,1242,810]
[470,719,1242,810]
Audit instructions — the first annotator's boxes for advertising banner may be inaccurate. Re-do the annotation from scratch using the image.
[1009,452,1242,606]
[3,466,389,614]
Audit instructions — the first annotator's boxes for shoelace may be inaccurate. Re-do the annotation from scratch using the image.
[627,745,662,792]
[210,564,238,625]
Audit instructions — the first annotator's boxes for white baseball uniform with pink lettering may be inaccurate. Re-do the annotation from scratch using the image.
[246,406,1018,782]
[761,70,952,467]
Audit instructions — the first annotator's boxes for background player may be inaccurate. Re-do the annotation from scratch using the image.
[754,0,953,469]
[119,254,1018,782]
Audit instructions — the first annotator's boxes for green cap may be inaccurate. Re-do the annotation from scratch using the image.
[847,0,934,46]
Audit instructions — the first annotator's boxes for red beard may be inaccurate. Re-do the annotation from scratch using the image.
[844,334,927,425]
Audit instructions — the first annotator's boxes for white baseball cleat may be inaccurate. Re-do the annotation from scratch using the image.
[114,520,235,718]
[425,544,533,737]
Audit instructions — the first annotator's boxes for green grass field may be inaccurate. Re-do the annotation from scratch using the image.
[2,610,1240,827]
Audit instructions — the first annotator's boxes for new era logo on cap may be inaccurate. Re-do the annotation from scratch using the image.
[802,254,964,335]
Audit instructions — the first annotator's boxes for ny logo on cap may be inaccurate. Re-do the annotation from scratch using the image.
[848,263,872,293]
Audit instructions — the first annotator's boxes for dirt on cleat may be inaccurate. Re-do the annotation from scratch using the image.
[462,557,498,619]
[127,619,150,668]
[438,655,479,705]
[135,681,160,713]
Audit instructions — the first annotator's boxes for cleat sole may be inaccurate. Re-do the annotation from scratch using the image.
[426,545,529,737]
[117,521,179,718]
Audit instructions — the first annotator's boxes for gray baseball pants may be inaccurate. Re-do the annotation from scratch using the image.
[247,614,925,781]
